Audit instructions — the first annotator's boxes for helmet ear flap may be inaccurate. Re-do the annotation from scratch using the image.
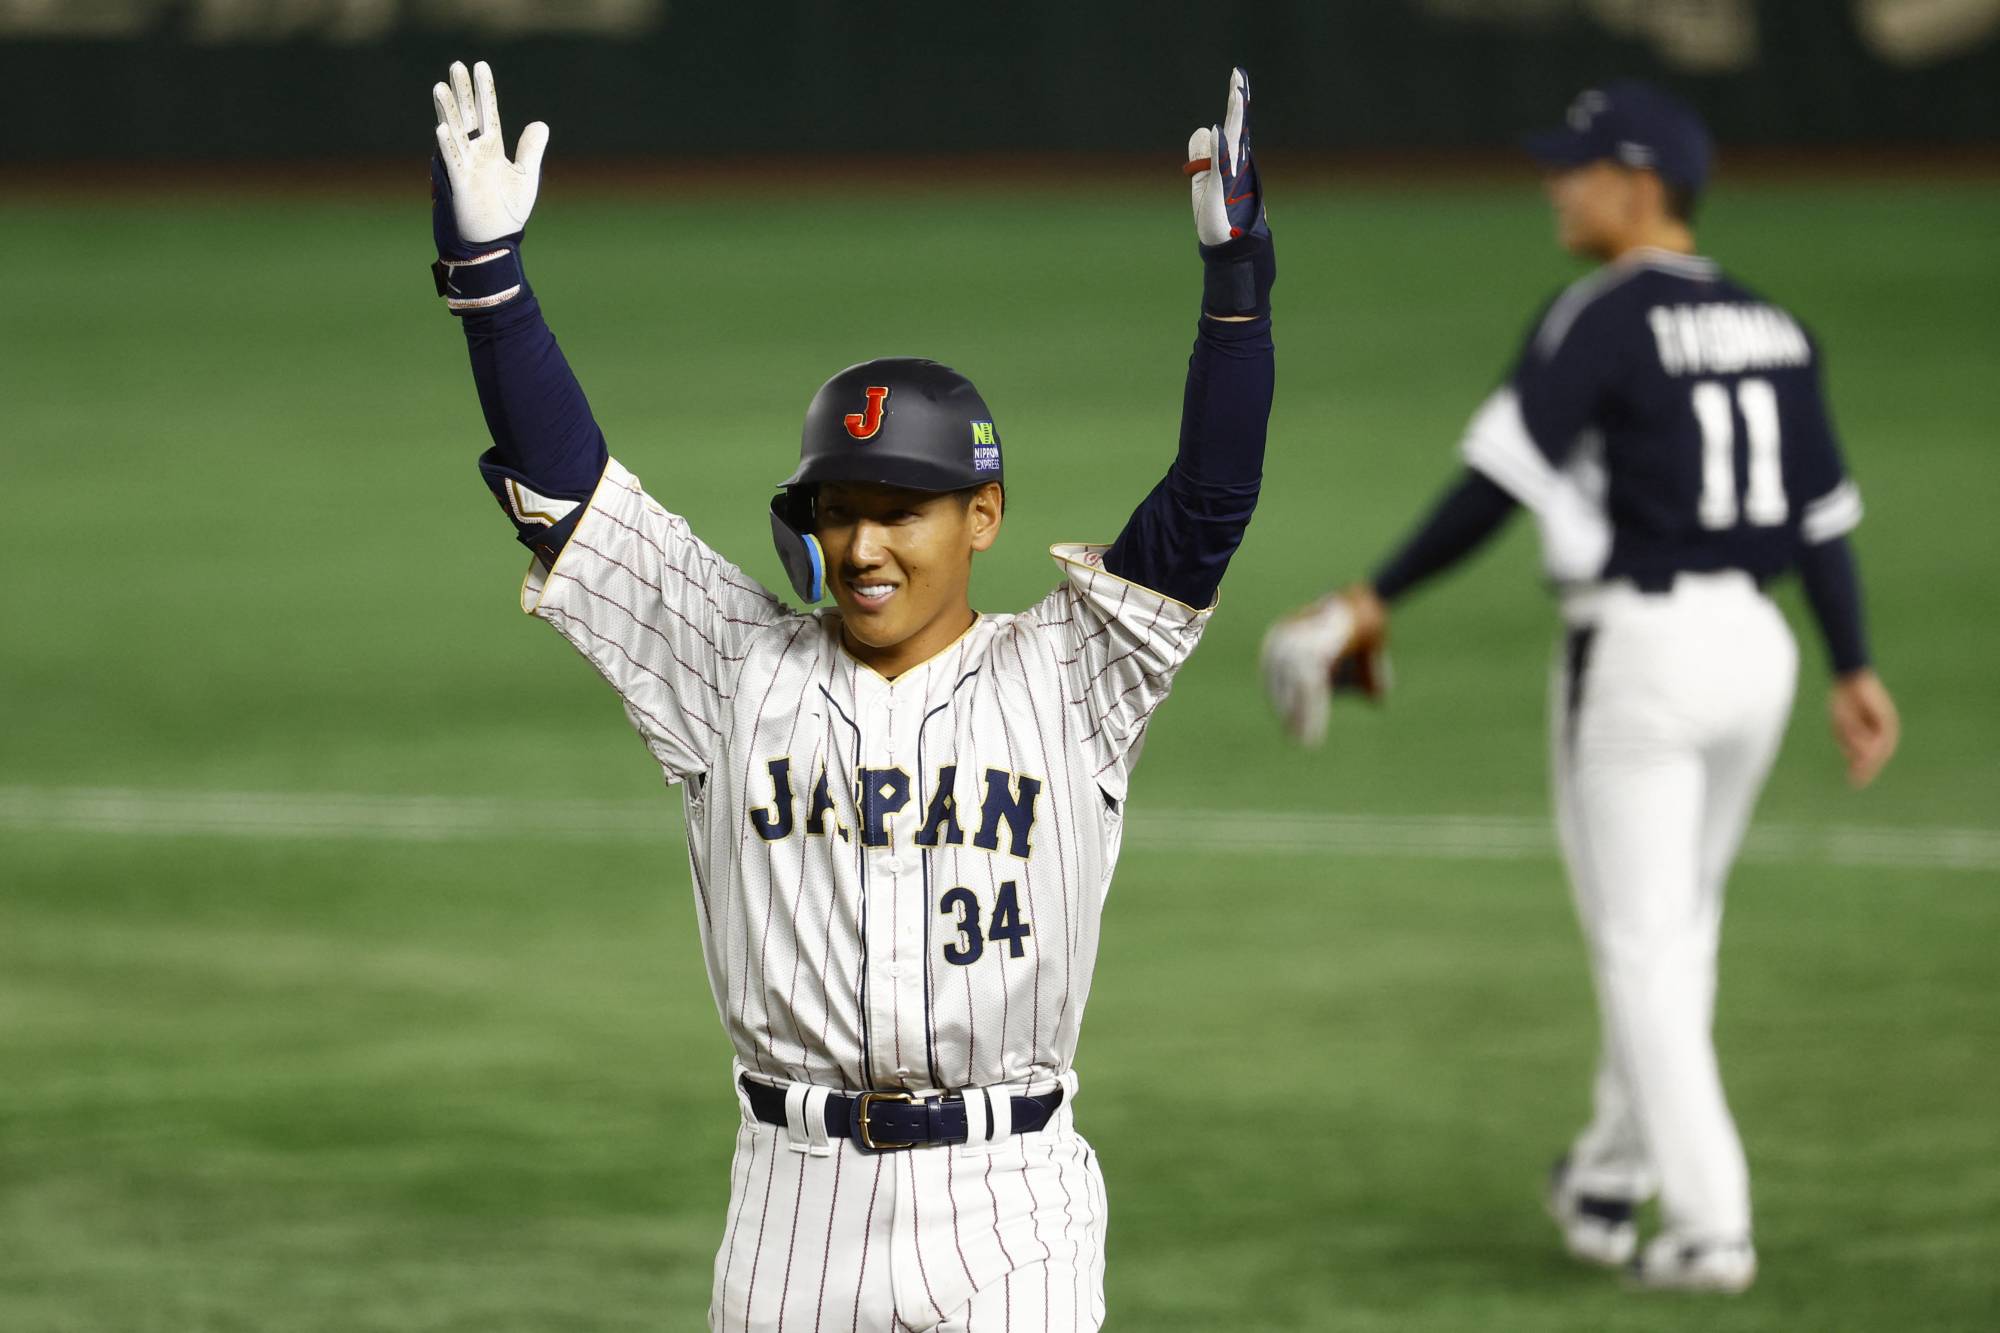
[769,490,826,604]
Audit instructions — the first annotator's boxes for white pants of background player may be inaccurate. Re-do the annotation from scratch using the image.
[1550,572,1798,1244]
[711,1071,1104,1332]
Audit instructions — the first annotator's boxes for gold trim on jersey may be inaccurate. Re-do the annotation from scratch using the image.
[1045,543,1221,617]
[518,457,624,617]
[506,476,571,527]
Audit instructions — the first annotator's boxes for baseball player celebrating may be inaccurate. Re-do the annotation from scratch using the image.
[1261,82,1898,1292]
[429,60,1274,1330]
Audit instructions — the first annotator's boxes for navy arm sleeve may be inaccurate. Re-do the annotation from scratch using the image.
[1781,335,1868,675]
[459,277,610,566]
[430,143,608,564]
[1370,469,1520,603]
[1100,314,1273,607]
[1795,534,1871,676]
[465,290,607,491]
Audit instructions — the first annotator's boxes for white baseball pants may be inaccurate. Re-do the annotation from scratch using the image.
[710,1075,1106,1332]
[1550,572,1797,1244]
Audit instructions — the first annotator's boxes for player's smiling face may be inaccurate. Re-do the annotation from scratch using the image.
[815,481,1004,678]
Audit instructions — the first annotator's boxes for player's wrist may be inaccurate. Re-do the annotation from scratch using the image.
[1197,309,1271,333]
[1340,583,1388,645]
[431,241,528,314]
[1834,664,1874,685]
[1198,235,1276,319]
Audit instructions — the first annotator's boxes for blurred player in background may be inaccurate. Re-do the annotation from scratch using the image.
[1260,81,1899,1292]
[429,60,1274,1330]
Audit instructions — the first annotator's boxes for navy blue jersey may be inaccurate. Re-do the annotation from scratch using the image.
[1472,249,1861,584]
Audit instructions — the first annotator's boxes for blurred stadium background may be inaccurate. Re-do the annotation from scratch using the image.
[4,2,1997,1330]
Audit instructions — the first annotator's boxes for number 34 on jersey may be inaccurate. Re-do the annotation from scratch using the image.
[748,755,1043,965]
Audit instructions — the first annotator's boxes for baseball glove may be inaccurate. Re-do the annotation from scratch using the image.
[1260,593,1390,747]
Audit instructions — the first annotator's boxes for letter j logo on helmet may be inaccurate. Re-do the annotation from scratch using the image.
[844,386,890,440]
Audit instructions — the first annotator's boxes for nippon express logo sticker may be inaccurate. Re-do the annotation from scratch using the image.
[970,421,1001,472]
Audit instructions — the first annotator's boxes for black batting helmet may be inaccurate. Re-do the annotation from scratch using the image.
[769,357,1005,603]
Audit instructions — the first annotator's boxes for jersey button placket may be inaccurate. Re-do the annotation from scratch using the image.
[888,687,933,1086]
[863,686,905,1086]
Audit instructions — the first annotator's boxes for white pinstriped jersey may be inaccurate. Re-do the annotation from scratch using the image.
[524,458,1209,1094]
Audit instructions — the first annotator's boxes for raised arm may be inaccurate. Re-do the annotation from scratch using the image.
[1101,68,1275,609]
[429,60,605,568]
[427,61,787,785]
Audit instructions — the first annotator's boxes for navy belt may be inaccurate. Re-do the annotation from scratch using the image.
[740,1076,1064,1153]
[1632,571,1678,594]
[1629,569,1772,595]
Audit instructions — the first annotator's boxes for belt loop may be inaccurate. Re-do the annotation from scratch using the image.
[985,1085,1017,1147]
[925,1098,950,1146]
[960,1087,993,1155]
[802,1086,834,1157]
[731,1060,758,1122]
[783,1082,813,1154]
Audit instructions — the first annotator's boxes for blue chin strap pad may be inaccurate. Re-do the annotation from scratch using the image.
[769,497,826,603]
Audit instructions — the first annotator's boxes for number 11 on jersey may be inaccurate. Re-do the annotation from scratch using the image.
[1693,376,1787,530]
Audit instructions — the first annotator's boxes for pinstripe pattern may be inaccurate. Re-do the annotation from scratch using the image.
[530,462,1208,1095]
[528,463,1200,1329]
[711,1114,1106,1332]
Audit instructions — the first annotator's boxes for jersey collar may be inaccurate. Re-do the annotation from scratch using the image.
[824,609,989,687]
[1624,246,1719,278]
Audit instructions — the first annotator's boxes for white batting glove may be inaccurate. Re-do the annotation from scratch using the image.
[1184,67,1273,318]
[431,60,549,246]
[1187,67,1255,248]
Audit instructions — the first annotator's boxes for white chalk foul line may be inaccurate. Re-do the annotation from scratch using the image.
[0,787,1995,873]
[1134,809,2000,873]
[0,787,666,843]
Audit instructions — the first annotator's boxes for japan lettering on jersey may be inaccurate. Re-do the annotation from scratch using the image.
[1459,249,1863,584]
[520,458,1209,1094]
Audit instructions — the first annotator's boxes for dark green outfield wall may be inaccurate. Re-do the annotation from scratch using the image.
[3,0,1996,161]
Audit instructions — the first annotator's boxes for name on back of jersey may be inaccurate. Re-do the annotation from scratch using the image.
[1646,302,1810,378]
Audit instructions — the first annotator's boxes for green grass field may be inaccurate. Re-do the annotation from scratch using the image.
[5,175,1997,1331]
